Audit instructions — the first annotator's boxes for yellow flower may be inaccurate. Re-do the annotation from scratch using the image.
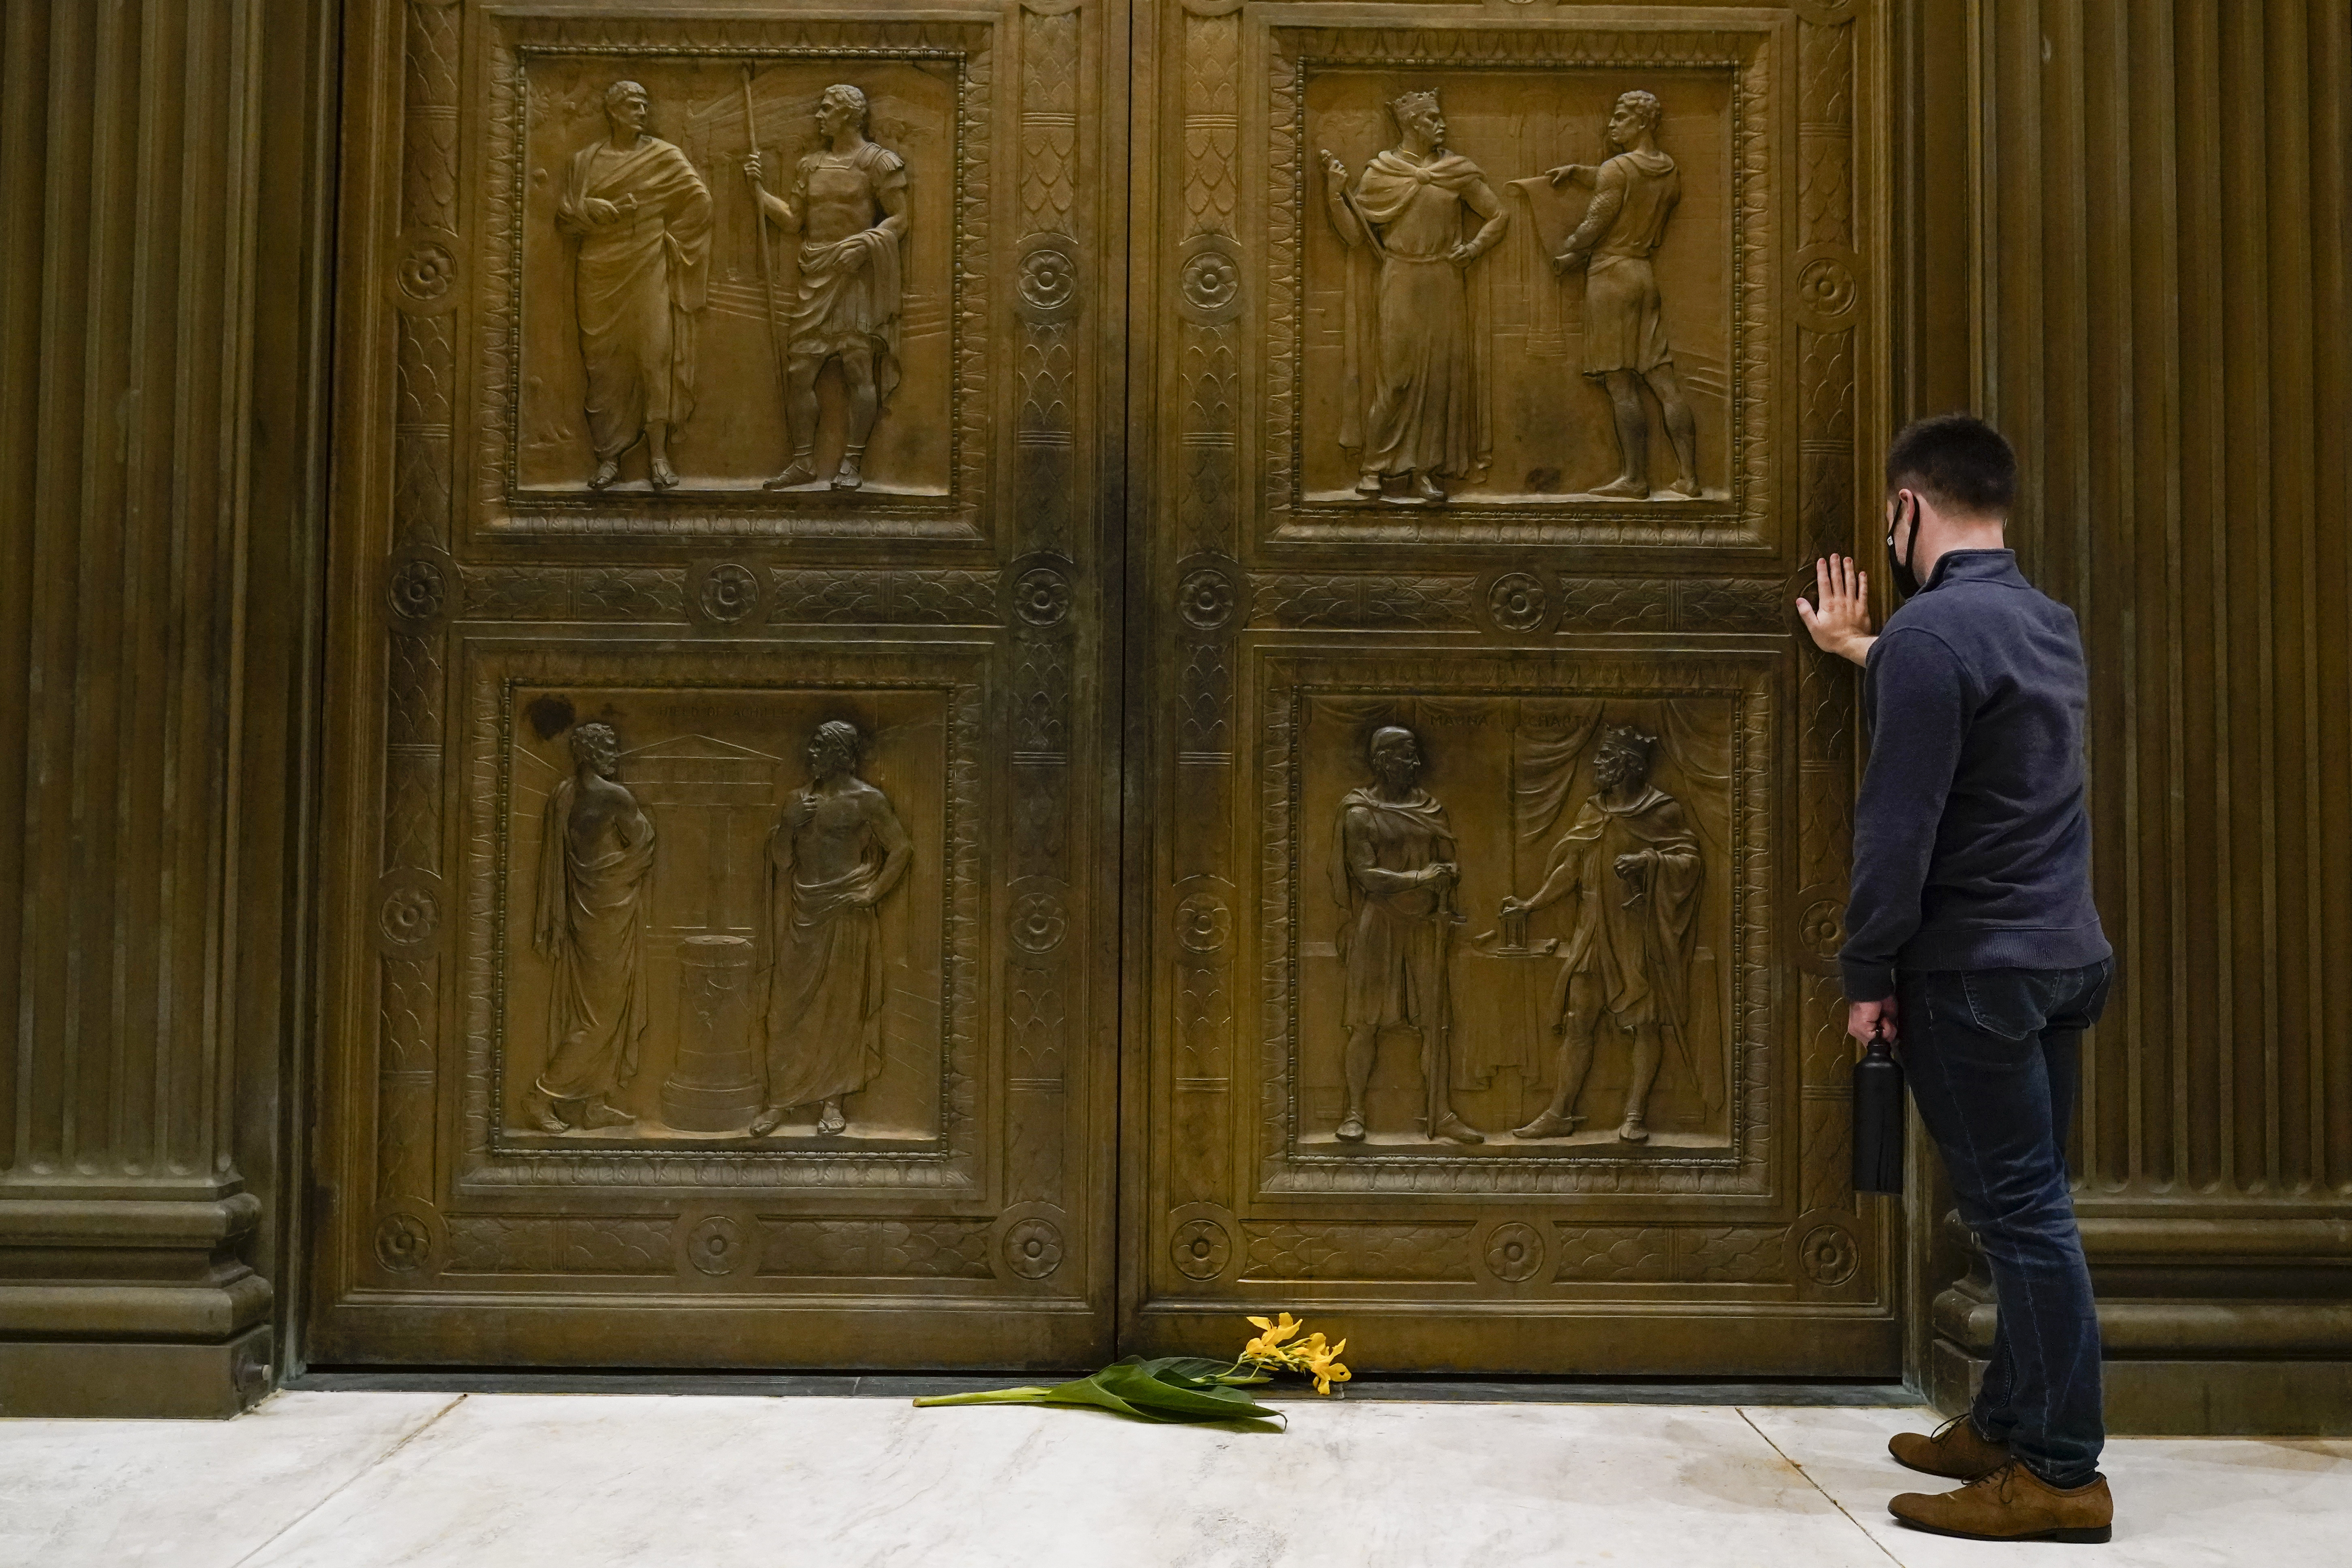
[1302,1335,1351,1395]
[1242,1311,1304,1361]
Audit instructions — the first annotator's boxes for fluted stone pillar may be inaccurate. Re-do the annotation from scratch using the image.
[0,0,331,1417]
[1901,0,2352,1435]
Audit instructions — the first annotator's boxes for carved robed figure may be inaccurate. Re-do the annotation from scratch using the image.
[1503,724,1705,1142]
[1547,89,1700,499]
[530,722,656,1133]
[752,721,913,1138]
[1320,90,1509,505]
[745,83,911,492]
[555,80,713,492]
[1331,725,1484,1144]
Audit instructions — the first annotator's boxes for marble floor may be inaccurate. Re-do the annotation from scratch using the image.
[4,1389,2348,1567]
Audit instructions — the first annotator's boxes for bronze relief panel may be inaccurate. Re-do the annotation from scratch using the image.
[1262,21,1781,549]
[322,0,1118,1371]
[468,12,998,540]
[1135,0,1886,1376]
[1285,673,1762,1170]
[477,663,967,1168]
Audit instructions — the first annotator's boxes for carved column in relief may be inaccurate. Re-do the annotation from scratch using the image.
[1003,3,1086,1212]
[661,937,763,1132]
[1162,0,1245,1258]
[1016,1,1083,553]
[1176,4,1241,556]
[379,0,464,1278]
[1794,5,1864,1213]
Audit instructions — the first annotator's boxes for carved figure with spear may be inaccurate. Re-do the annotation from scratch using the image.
[743,81,911,492]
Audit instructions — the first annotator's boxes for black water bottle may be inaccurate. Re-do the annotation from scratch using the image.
[1852,1026,1905,1194]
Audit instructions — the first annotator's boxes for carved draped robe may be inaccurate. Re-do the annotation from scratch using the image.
[1541,785,1714,1109]
[533,779,656,1103]
[556,135,712,460]
[759,795,889,1110]
[1330,787,1457,1031]
[1338,149,1493,481]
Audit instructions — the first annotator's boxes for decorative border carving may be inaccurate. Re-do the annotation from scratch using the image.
[1249,573,1479,630]
[1240,1222,1476,1281]
[472,15,995,541]
[1261,20,1777,549]
[767,568,1001,626]
[757,1218,994,1278]
[459,566,686,622]
[450,638,986,1194]
[1255,649,1777,1197]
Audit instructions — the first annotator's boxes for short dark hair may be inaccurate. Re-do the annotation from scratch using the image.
[1885,413,2017,518]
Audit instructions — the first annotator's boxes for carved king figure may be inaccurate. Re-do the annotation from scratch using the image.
[556,80,713,492]
[1548,90,1700,500]
[1321,90,1509,505]
[745,84,911,493]
[1503,724,1705,1143]
[1331,725,1484,1144]
[530,721,656,1133]
[751,721,913,1138]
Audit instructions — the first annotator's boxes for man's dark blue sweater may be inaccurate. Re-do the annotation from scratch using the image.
[1839,548,2110,1001]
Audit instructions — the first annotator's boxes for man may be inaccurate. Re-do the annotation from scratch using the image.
[1330,726,1483,1144]
[1502,724,1708,1144]
[1320,89,1510,505]
[751,721,913,1138]
[530,722,656,1133]
[1798,413,2115,1544]
[1547,89,1700,500]
[744,84,910,492]
[556,80,712,492]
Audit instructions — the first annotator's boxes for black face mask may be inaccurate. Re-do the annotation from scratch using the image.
[1886,493,1924,599]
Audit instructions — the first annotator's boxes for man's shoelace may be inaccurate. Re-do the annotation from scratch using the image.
[1959,1459,2026,1501]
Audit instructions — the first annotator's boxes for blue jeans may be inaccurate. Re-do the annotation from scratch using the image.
[1899,960,2113,1489]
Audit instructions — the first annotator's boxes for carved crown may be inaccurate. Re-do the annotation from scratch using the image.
[1599,722,1658,770]
[1389,89,1442,123]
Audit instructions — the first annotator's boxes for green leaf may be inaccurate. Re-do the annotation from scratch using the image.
[915,1361,1284,1426]
[910,1385,1066,1409]
[1127,1355,1245,1389]
[1093,1361,1285,1422]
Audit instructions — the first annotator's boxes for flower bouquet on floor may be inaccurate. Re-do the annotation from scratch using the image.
[911,1312,1351,1426]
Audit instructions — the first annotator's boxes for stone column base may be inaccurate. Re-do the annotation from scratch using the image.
[1932,1258,2352,1436]
[0,1194,274,1419]
[0,1324,273,1419]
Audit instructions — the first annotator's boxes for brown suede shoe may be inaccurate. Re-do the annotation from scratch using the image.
[1889,1413,2012,1479]
[1890,1459,2114,1543]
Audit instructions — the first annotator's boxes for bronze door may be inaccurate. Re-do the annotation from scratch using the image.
[312,0,1128,1367]
[313,0,1891,1377]
[1122,0,1896,1375]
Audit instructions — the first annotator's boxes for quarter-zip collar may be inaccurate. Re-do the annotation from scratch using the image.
[1922,548,2028,594]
